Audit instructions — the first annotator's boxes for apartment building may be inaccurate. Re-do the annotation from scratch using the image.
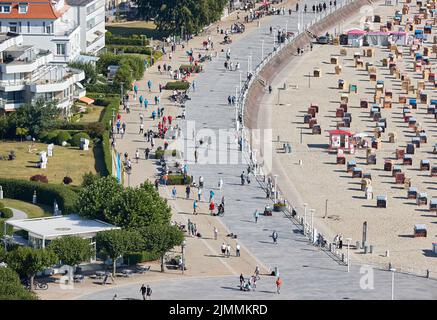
[0,0,105,62]
[0,32,85,113]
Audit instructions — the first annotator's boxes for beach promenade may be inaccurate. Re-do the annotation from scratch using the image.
[77,0,437,300]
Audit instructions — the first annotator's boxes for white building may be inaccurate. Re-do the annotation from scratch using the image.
[0,0,105,62]
[5,214,120,252]
[0,32,85,113]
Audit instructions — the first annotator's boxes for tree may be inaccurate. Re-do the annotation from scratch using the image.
[12,99,61,138]
[6,246,58,291]
[0,115,8,140]
[106,186,171,229]
[0,267,37,300]
[48,236,94,268]
[76,175,123,220]
[96,229,140,276]
[68,61,97,85]
[139,225,184,272]
[15,127,28,142]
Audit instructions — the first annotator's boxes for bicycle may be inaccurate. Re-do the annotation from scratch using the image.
[23,279,48,290]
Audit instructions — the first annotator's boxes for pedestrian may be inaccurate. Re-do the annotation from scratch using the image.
[236,243,241,257]
[139,113,144,124]
[154,179,159,190]
[197,187,202,201]
[119,127,124,138]
[240,171,245,185]
[246,173,251,184]
[135,149,140,163]
[218,178,223,190]
[146,285,152,300]
[272,230,278,244]
[139,123,144,134]
[144,98,149,109]
[214,227,218,240]
[339,235,343,249]
[221,243,227,256]
[186,185,191,199]
[144,147,150,160]
[209,190,215,203]
[239,273,245,290]
[254,266,260,279]
[268,85,272,94]
[193,200,198,215]
[192,80,196,92]
[226,244,231,257]
[140,284,147,300]
[171,186,177,200]
[199,176,204,189]
[194,149,198,163]
[276,277,282,294]
[254,209,259,223]
[228,95,232,105]
[147,80,152,92]
[209,201,215,215]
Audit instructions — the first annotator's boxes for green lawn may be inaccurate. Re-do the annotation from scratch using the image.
[106,20,167,38]
[0,141,97,186]
[1,198,51,218]
[78,105,105,123]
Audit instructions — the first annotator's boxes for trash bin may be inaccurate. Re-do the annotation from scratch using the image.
[364,245,369,254]
[369,245,373,254]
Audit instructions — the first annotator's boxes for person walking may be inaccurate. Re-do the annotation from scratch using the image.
[185,185,191,199]
[214,227,218,240]
[209,201,215,215]
[268,85,272,94]
[171,186,177,200]
[197,187,202,201]
[199,176,204,189]
[140,284,147,300]
[240,171,245,185]
[146,285,152,300]
[139,123,144,134]
[239,273,245,290]
[236,243,241,257]
[193,200,198,215]
[139,113,144,124]
[209,190,215,203]
[339,235,343,249]
[221,243,227,256]
[254,266,260,280]
[218,178,223,190]
[226,244,231,257]
[276,277,282,294]
[254,210,259,223]
[147,80,152,92]
[272,230,278,244]
[194,148,198,163]
[144,147,150,160]
[135,149,140,163]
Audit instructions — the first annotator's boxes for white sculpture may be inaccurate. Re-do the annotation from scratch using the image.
[47,143,54,157]
[80,138,90,151]
[39,151,47,169]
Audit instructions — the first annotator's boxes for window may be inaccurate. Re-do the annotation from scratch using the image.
[42,21,45,33]
[56,43,66,55]
[9,22,17,33]
[46,23,51,33]
[18,4,27,13]
[0,5,11,13]
[27,21,30,33]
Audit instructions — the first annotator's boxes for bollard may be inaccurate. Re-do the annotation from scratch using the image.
[32,191,37,204]
[369,245,373,254]
[364,245,369,254]
[386,250,390,257]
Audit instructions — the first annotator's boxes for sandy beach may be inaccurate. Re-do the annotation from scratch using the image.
[253,0,437,272]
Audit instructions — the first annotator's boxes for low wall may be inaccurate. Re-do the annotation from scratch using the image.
[244,0,374,131]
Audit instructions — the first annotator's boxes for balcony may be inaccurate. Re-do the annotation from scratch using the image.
[30,68,85,93]
[1,51,53,74]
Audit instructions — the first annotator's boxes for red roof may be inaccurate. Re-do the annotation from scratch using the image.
[328,130,353,136]
[0,0,66,19]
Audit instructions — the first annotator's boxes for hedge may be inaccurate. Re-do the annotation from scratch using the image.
[0,178,78,214]
[123,251,161,265]
[0,207,13,219]
[166,174,192,185]
[52,121,88,131]
[85,84,117,94]
[179,64,203,73]
[56,131,72,146]
[106,36,148,46]
[165,81,190,90]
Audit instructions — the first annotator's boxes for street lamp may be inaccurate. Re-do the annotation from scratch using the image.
[181,240,186,275]
[310,209,315,241]
[303,203,308,234]
[346,238,352,272]
[273,174,278,203]
[390,267,396,300]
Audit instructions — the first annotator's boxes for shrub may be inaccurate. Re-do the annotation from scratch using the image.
[155,147,164,159]
[123,251,160,265]
[70,132,91,148]
[86,122,105,139]
[63,176,73,185]
[85,84,117,94]
[171,150,177,157]
[179,64,203,73]
[0,178,78,214]
[0,207,13,219]
[30,174,49,183]
[93,99,110,107]
[165,81,190,90]
[55,131,72,146]
[39,130,59,143]
[166,174,192,185]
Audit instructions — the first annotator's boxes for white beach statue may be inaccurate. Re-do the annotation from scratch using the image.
[47,143,54,157]
[80,138,90,151]
[39,151,47,169]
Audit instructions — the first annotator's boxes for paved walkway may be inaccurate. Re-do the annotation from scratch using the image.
[82,0,437,299]
[8,208,27,220]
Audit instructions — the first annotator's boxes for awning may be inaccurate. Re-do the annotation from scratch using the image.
[79,96,95,105]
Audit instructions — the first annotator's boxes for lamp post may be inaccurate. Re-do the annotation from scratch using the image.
[346,238,352,272]
[310,209,315,241]
[273,174,278,203]
[390,267,396,300]
[181,240,186,275]
[303,203,308,234]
